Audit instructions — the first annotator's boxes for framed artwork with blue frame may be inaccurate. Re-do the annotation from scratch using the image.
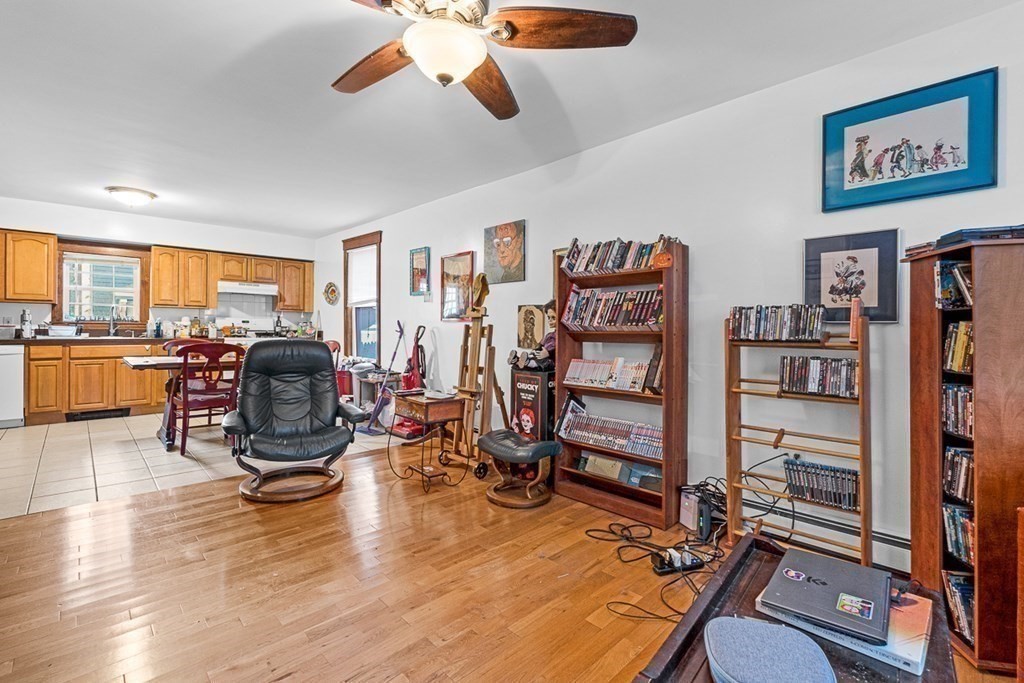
[409,246,429,296]
[822,68,998,212]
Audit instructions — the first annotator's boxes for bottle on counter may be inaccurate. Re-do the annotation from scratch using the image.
[146,317,156,338]
[190,315,201,337]
[154,318,163,338]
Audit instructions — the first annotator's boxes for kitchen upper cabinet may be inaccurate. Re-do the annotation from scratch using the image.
[304,262,314,313]
[151,247,181,307]
[67,359,113,412]
[219,254,249,282]
[277,261,306,312]
[27,359,63,414]
[5,231,57,302]
[250,258,278,284]
[179,250,208,308]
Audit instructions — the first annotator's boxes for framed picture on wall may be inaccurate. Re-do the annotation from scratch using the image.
[804,228,899,323]
[822,68,998,212]
[552,247,568,300]
[409,246,429,296]
[440,251,474,322]
[483,220,526,284]
[517,304,545,349]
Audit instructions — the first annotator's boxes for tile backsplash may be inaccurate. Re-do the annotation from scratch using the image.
[149,293,304,328]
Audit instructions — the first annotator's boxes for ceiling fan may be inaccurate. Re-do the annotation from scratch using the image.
[332,1,638,120]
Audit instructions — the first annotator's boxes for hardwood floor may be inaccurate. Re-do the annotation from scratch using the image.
[0,440,1011,682]
[0,443,690,682]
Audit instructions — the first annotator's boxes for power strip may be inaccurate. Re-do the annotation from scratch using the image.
[650,548,706,576]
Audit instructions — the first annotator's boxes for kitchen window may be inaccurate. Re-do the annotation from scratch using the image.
[343,232,381,362]
[62,252,142,322]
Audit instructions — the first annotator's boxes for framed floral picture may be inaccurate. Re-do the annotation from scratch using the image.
[804,228,899,323]
[409,246,429,296]
[440,251,474,322]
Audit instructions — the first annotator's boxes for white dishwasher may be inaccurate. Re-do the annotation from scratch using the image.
[0,345,25,428]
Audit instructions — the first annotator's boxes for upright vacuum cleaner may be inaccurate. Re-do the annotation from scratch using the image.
[357,321,405,436]
[389,325,427,439]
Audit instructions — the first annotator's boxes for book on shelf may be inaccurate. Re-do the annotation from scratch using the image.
[904,241,936,258]
[942,322,974,374]
[727,304,827,342]
[583,454,628,481]
[561,235,676,276]
[935,224,1024,248]
[942,447,974,504]
[779,356,859,399]
[941,503,975,566]
[557,397,663,460]
[643,343,664,395]
[941,384,974,439]
[564,355,654,393]
[561,284,664,332]
[782,458,860,511]
[578,454,664,492]
[756,589,933,676]
[933,260,973,308]
[941,570,975,644]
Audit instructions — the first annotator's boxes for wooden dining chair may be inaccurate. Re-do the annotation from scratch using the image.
[168,342,245,455]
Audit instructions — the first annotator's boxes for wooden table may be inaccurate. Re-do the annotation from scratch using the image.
[636,535,956,682]
[386,393,480,491]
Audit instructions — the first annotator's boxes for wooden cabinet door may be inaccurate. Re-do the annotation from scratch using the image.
[115,360,152,407]
[303,262,314,313]
[277,261,305,311]
[219,254,249,282]
[250,258,278,284]
[67,359,113,412]
[5,231,56,302]
[27,359,63,414]
[179,250,208,308]
[151,247,181,307]
[151,344,170,406]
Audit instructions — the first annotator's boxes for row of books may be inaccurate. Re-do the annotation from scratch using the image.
[564,358,649,392]
[727,304,827,342]
[782,458,860,511]
[942,503,975,567]
[941,570,975,644]
[934,260,973,309]
[577,454,662,491]
[942,447,974,504]
[561,285,664,331]
[559,411,663,459]
[942,321,974,374]
[779,356,859,399]
[561,235,675,276]
[941,384,974,439]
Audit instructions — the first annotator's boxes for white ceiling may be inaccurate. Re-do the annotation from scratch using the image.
[0,0,1016,236]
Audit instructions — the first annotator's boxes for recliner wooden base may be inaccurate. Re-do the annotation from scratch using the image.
[485,457,552,509]
[238,465,344,503]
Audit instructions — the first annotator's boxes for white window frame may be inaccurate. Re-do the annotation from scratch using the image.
[62,252,142,322]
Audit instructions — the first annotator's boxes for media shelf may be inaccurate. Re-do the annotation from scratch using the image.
[907,240,1024,674]
[554,241,688,530]
[724,316,873,566]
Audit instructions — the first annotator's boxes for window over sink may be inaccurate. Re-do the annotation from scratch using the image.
[62,252,142,322]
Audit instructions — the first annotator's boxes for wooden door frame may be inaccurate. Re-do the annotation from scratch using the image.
[54,239,151,334]
[342,231,382,363]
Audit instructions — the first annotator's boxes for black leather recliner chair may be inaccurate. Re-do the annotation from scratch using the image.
[222,340,368,503]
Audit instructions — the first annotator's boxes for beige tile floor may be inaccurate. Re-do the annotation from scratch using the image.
[0,413,394,519]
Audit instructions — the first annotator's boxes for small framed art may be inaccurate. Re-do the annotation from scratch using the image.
[822,68,998,212]
[804,228,899,323]
[409,246,429,296]
[440,251,474,322]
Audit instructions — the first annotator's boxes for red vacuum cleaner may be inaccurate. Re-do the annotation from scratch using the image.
[389,325,427,439]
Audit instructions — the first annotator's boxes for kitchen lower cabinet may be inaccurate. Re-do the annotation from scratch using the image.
[115,360,152,407]
[67,359,113,412]
[27,359,63,414]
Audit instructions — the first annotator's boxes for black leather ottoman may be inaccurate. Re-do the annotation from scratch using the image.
[477,429,562,508]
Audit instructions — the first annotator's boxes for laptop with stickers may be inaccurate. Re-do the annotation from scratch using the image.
[760,548,892,645]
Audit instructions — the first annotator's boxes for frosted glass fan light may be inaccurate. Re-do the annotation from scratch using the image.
[402,19,487,87]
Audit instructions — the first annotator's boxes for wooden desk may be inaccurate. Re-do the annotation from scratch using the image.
[637,535,955,682]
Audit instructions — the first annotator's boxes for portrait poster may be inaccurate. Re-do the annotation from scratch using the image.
[517,304,545,349]
[483,220,526,284]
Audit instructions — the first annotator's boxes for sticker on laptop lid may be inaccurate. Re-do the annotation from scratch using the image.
[782,568,805,581]
[836,593,874,620]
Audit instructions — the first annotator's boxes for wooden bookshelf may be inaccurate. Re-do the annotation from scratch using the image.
[554,241,688,530]
[724,315,873,566]
[906,241,1024,674]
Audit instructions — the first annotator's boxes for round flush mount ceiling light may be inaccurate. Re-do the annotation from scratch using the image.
[105,186,157,208]
[402,19,487,87]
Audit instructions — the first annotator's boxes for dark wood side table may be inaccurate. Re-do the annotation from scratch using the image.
[636,535,956,682]
[386,394,481,492]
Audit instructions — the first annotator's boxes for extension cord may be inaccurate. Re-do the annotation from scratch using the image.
[650,548,706,575]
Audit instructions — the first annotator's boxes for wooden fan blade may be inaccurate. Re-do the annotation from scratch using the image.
[332,39,412,94]
[486,7,637,49]
[350,0,388,11]
[463,55,520,120]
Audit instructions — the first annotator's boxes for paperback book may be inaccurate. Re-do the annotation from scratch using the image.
[942,322,974,374]
[558,406,663,460]
[564,357,650,393]
[561,235,676,276]
[933,260,973,309]
[561,285,664,332]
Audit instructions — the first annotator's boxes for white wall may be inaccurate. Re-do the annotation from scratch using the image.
[314,4,1024,569]
[0,195,317,324]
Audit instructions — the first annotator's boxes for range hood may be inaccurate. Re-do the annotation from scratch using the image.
[217,281,279,296]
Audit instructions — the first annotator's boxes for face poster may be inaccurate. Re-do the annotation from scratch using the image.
[483,219,526,284]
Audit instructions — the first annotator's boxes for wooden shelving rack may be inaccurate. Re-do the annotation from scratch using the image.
[554,241,688,530]
[724,315,873,566]
[906,240,1024,674]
